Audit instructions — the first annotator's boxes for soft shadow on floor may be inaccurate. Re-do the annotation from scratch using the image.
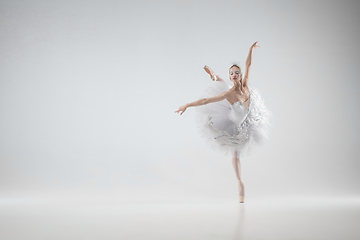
[0,196,359,240]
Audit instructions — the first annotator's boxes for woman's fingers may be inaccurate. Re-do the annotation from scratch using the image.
[175,108,185,115]
[252,41,260,48]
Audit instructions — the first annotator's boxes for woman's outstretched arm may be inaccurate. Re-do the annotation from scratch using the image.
[175,92,227,115]
[243,41,260,87]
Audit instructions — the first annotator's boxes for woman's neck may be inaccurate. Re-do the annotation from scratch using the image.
[232,81,242,91]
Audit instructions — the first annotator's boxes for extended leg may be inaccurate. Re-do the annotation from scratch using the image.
[232,151,245,203]
[203,65,222,81]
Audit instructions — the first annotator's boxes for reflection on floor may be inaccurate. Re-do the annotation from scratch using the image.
[0,196,359,240]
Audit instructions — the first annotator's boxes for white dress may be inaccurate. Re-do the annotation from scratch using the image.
[196,79,271,157]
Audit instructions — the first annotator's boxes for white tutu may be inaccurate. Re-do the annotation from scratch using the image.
[196,79,271,157]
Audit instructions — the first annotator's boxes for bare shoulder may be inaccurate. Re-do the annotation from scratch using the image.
[211,90,229,99]
[244,86,251,98]
[214,90,230,101]
[222,90,232,97]
[242,82,249,91]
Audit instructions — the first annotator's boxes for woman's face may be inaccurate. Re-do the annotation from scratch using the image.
[229,66,242,83]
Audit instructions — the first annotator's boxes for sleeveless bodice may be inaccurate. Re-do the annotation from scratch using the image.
[229,101,249,125]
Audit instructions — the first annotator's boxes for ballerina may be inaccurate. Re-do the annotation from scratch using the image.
[175,41,271,203]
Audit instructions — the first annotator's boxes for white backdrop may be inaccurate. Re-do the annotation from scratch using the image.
[0,0,359,201]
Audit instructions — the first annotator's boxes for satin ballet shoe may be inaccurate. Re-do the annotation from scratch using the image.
[238,181,245,203]
[203,65,218,81]
[239,194,245,203]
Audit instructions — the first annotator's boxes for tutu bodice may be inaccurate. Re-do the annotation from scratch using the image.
[196,80,271,157]
[229,101,248,125]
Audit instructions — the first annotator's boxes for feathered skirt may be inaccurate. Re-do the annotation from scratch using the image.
[195,80,272,157]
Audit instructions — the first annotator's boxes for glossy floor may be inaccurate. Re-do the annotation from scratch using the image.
[0,196,359,240]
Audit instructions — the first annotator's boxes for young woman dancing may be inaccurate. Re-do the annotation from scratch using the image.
[175,41,271,203]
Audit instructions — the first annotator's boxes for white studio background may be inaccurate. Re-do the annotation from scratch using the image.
[0,0,359,201]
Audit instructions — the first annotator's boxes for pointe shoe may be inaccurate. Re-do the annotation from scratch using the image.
[238,181,245,203]
[239,194,245,203]
[203,65,218,81]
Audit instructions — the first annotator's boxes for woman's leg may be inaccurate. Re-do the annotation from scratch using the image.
[232,151,245,203]
[203,65,222,81]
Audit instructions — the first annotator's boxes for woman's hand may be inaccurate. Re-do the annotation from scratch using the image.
[175,104,188,115]
[250,41,260,50]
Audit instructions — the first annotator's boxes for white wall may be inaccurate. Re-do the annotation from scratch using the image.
[0,0,359,200]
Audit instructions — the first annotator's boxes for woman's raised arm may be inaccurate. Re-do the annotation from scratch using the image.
[175,92,227,115]
[243,41,260,86]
